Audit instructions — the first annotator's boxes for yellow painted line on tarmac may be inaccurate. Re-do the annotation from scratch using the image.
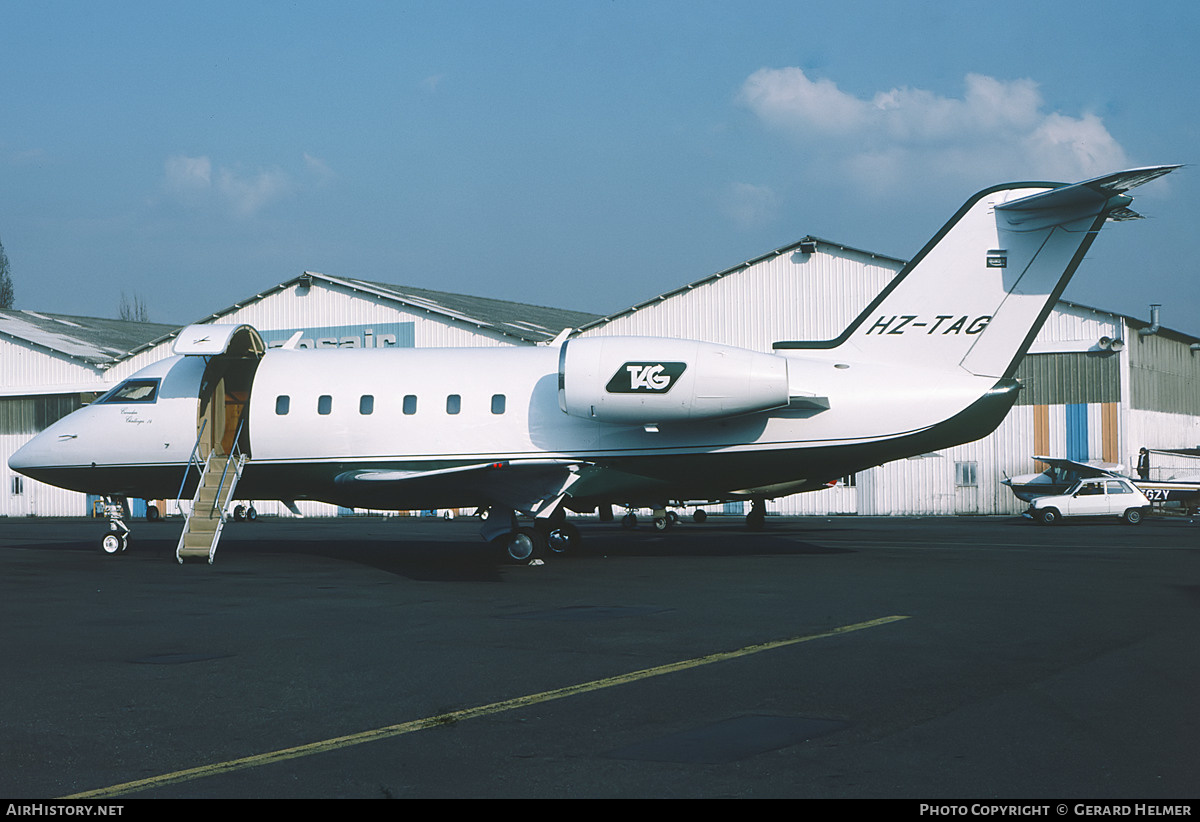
[62,614,910,799]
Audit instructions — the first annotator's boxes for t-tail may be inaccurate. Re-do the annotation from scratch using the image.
[775,165,1180,378]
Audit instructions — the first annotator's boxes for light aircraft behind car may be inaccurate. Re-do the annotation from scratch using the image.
[1002,456,1126,503]
[9,165,1180,563]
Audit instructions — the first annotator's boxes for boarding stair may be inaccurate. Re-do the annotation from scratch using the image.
[175,419,246,564]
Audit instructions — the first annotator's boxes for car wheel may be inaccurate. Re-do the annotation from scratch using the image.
[1123,508,1143,525]
[1038,508,1059,525]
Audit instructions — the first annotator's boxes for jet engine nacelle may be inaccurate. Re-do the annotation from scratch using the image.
[558,336,791,424]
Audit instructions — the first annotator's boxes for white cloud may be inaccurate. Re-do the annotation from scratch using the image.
[724,182,780,230]
[161,154,332,218]
[164,155,212,194]
[738,69,1129,192]
[303,152,336,185]
[216,166,292,218]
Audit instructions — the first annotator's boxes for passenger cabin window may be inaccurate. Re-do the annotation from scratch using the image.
[359,395,374,415]
[446,394,461,415]
[318,395,332,415]
[1108,480,1133,494]
[97,379,160,404]
[275,395,290,415]
[403,395,417,415]
[491,394,506,415]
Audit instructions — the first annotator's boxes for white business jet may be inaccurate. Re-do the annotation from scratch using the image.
[9,166,1179,563]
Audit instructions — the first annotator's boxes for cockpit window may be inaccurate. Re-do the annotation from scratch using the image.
[96,379,160,404]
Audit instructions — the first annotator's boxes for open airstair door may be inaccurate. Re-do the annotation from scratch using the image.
[174,324,265,460]
[172,324,265,563]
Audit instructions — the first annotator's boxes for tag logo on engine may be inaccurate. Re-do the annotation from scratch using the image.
[606,362,687,393]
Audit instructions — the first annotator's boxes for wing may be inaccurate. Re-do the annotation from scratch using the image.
[1151,448,1200,457]
[1032,456,1121,477]
[334,459,592,518]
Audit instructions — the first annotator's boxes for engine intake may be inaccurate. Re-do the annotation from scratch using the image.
[558,336,791,424]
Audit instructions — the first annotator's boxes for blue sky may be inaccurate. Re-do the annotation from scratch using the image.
[2,1,1197,334]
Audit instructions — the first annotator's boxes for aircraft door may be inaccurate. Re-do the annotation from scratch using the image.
[192,326,265,460]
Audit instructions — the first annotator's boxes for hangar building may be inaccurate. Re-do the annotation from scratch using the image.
[574,236,1200,516]
[3,246,1198,520]
[1,310,178,517]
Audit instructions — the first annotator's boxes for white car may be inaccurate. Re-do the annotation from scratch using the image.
[1025,477,1150,525]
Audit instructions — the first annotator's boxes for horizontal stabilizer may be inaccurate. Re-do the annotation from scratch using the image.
[996,165,1180,228]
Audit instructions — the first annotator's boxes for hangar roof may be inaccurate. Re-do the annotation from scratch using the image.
[169,270,601,348]
[0,309,177,366]
[109,271,602,364]
[575,235,907,333]
[329,275,601,343]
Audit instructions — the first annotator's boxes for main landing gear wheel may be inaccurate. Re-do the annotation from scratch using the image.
[544,522,580,554]
[233,505,259,522]
[494,527,543,563]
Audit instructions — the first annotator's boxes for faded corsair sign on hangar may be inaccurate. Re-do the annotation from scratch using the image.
[260,322,416,350]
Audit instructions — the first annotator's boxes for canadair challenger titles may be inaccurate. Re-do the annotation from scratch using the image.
[8,165,1180,563]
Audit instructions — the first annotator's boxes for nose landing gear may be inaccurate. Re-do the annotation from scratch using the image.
[99,496,131,554]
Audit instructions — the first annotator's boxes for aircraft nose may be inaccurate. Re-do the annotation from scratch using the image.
[8,432,46,473]
[8,428,66,476]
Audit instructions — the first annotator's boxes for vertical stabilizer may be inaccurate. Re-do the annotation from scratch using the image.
[774,166,1179,378]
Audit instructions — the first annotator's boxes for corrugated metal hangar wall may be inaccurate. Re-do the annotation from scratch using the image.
[4,242,1199,519]
[575,239,1200,517]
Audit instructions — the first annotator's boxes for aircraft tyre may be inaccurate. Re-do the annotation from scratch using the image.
[746,509,766,531]
[621,513,637,529]
[100,529,127,555]
[693,509,707,523]
[495,527,543,562]
[1123,508,1143,525]
[246,506,257,521]
[545,522,580,554]
[1037,508,1060,525]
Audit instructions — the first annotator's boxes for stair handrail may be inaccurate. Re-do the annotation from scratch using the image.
[211,414,248,517]
[176,418,208,505]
